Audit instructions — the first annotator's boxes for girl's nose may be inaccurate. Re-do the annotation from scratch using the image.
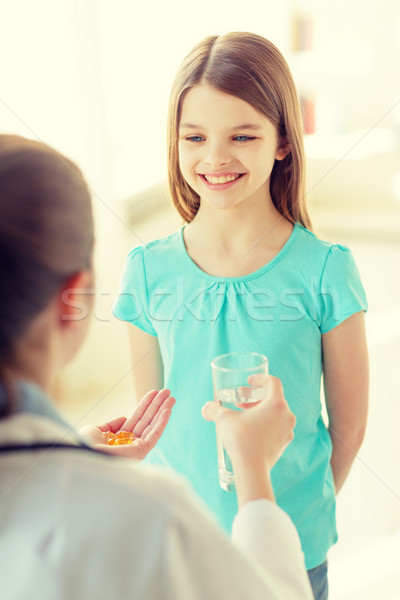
[205,142,230,167]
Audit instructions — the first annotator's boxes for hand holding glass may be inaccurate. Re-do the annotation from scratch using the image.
[211,352,269,491]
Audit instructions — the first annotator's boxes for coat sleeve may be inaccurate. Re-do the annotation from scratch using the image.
[161,480,313,600]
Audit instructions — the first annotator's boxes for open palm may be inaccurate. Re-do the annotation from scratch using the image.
[79,389,175,461]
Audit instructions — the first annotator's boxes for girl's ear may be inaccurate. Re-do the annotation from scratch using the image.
[275,139,291,161]
[57,270,95,327]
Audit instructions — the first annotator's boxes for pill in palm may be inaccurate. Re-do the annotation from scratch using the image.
[104,430,135,445]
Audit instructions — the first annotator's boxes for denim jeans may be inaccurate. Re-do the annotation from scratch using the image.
[307,560,329,600]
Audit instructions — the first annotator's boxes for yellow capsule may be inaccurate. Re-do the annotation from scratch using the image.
[116,430,133,439]
[104,429,135,445]
[114,437,134,445]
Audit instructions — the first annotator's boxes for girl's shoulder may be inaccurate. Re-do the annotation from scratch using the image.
[295,224,338,253]
[293,225,363,287]
[294,225,354,265]
[122,228,193,290]
[129,228,182,255]
[126,229,183,264]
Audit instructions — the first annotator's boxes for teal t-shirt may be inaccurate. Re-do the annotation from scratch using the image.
[113,224,367,569]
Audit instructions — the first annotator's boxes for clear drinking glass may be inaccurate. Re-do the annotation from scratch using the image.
[211,352,269,491]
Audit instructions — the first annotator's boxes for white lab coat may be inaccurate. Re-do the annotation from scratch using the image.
[0,412,313,600]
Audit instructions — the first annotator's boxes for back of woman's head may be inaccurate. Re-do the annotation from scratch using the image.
[0,135,94,382]
[168,31,311,228]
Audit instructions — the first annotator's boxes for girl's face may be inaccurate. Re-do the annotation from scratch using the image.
[178,84,288,213]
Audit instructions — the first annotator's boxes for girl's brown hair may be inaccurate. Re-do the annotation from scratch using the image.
[0,135,94,415]
[167,32,311,228]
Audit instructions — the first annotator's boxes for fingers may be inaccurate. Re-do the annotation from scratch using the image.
[266,376,296,441]
[96,416,128,433]
[123,389,159,428]
[266,377,295,421]
[247,373,269,388]
[80,388,177,462]
[203,376,295,431]
[93,389,175,462]
[124,389,174,434]
[140,396,175,438]
[143,407,173,449]
[132,391,175,437]
[266,375,284,400]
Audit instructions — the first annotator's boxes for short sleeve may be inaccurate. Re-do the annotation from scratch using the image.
[112,246,157,336]
[319,244,368,334]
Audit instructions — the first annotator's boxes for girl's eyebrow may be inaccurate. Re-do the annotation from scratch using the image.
[232,124,263,131]
[179,123,263,130]
[179,123,202,129]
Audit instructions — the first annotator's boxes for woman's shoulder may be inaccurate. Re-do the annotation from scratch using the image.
[53,455,203,592]
[66,454,203,532]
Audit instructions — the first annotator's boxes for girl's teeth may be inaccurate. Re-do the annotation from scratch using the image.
[205,174,239,184]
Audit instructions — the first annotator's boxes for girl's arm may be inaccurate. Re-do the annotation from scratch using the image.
[322,311,369,493]
[126,324,164,402]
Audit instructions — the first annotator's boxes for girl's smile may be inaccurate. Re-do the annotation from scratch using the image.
[178,84,288,212]
[199,172,245,189]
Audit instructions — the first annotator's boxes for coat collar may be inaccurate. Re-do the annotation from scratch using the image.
[0,379,81,448]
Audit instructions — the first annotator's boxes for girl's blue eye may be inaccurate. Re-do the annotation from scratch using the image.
[186,136,205,142]
[233,135,255,142]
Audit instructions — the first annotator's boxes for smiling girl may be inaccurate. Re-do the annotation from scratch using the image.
[114,32,369,600]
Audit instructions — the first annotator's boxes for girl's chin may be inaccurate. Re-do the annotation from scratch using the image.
[199,194,245,212]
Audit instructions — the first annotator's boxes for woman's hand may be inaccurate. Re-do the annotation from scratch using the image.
[79,389,175,461]
[202,376,295,506]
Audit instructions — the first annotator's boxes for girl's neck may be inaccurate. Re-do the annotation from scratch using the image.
[183,199,294,278]
[187,195,290,252]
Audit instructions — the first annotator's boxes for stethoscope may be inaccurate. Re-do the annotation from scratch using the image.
[0,442,110,455]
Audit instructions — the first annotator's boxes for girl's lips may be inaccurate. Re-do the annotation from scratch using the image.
[199,172,245,189]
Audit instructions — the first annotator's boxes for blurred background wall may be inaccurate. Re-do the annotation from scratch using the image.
[1,1,399,597]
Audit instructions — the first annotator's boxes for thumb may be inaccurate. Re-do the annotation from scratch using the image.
[201,401,223,423]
